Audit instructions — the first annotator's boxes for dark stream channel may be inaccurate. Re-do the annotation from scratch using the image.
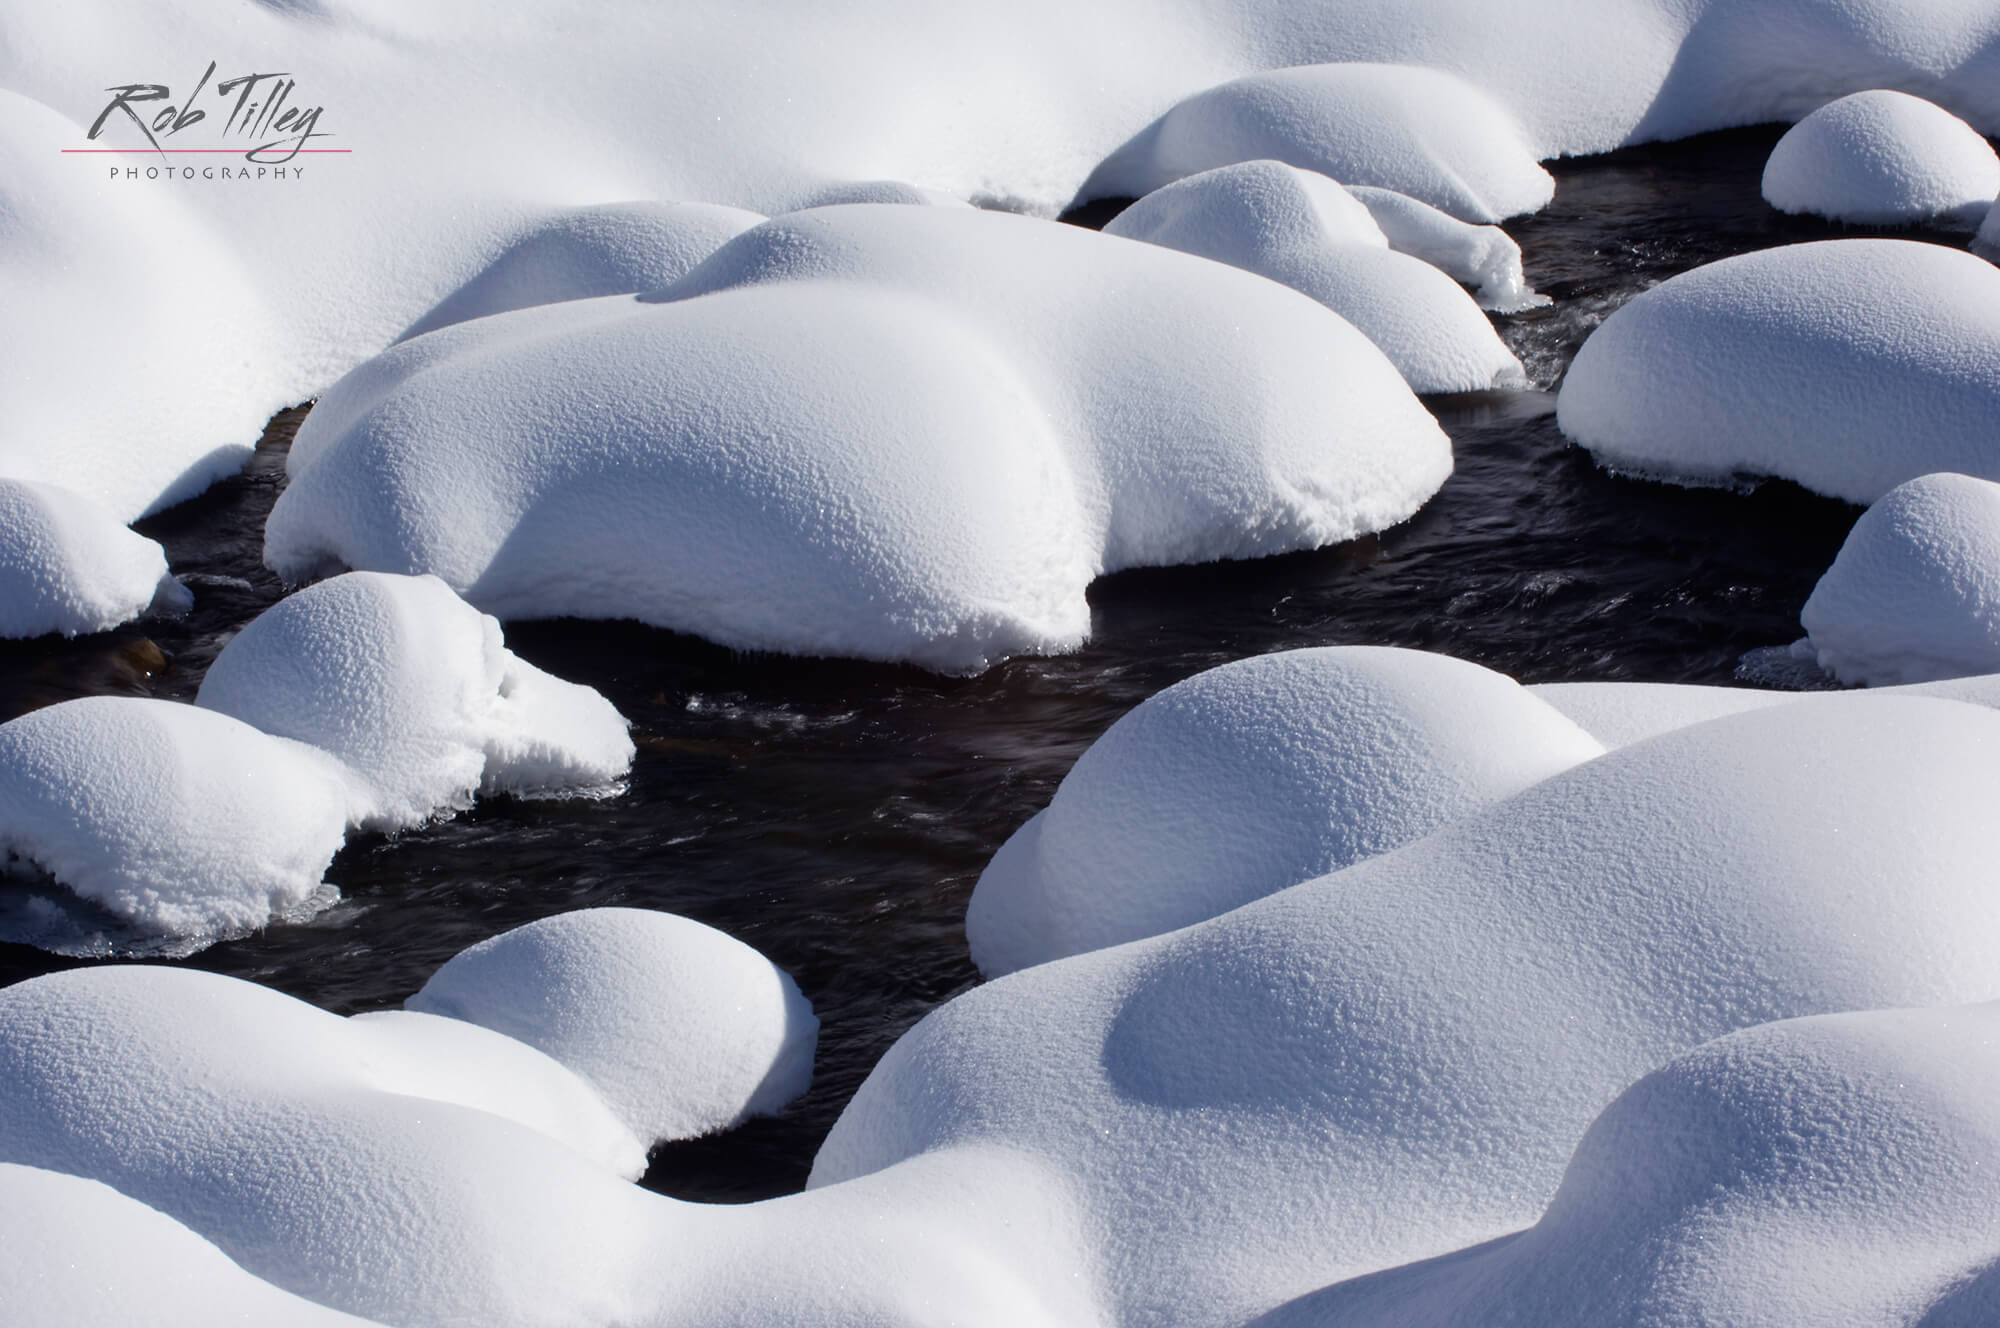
[0,125,1975,1202]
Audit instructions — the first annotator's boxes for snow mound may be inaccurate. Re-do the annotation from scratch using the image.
[1346,185,1547,312]
[1529,680,1796,749]
[823,693,2000,1326]
[1082,64,1556,224]
[1557,239,2000,504]
[197,572,633,830]
[1282,1004,2000,1327]
[969,646,1602,976]
[407,907,818,1143]
[1103,162,1527,393]
[1762,90,2000,229]
[0,480,184,639]
[1800,472,2000,686]
[267,205,1450,673]
[399,201,767,341]
[0,698,351,947]
[791,180,971,208]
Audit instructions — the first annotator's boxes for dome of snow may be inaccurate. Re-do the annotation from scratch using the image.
[791,180,970,208]
[1799,472,2000,686]
[266,205,1450,674]
[1345,186,1546,312]
[1529,680,1795,748]
[968,646,1603,976]
[0,480,184,639]
[824,693,2000,1326]
[407,907,818,1143]
[1556,239,2000,504]
[399,201,767,341]
[1082,63,1556,223]
[0,698,352,948]
[196,572,633,831]
[1762,90,2000,229]
[1104,162,1527,393]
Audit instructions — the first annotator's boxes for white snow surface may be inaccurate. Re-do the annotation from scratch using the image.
[822,693,2000,1326]
[1275,1004,2000,1327]
[1530,679,1797,747]
[1800,472,2000,686]
[968,646,1604,975]
[407,907,818,1144]
[1103,162,1528,393]
[1762,90,2000,229]
[1557,239,2000,504]
[266,205,1450,672]
[1346,185,1547,311]
[0,698,352,945]
[0,480,183,639]
[197,572,634,831]
[1083,63,1556,223]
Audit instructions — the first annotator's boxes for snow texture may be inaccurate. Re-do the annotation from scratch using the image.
[197,572,634,831]
[1762,90,2000,229]
[824,693,2000,1327]
[1346,185,1547,312]
[1530,680,1796,748]
[1083,63,1556,223]
[0,480,184,639]
[1557,239,2000,504]
[407,907,818,1143]
[1103,162,1528,393]
[1800,472,2000,686]
[968,646,1603,975]
[267,205,1450,673]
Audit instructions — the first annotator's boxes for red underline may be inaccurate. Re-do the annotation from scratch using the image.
[61,148,352,154]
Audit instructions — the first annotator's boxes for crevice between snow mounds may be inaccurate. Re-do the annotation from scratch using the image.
[0,572,633,955]
[264,204,1453,675]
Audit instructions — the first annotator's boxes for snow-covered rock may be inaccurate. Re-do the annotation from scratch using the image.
[1104,162,1527,393]
[0,480,185,639]
[1084,63,1555,223]
[1278,1004,2000,1327]
[968,646,1602,976]
[1557,239,2000,504]
[1762,90,2000,229]
[791,180,971,208]
[1346,185,1546,312]
[266,205,1450,673]
[197,572,633,830]
[399,201,767,341]
[0,698,351,949]
[824,694,2000,1326]
[408,908,818,1143]
[1800,472,2000,686]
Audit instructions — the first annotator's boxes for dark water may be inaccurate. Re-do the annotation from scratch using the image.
[0,125,1976,1201]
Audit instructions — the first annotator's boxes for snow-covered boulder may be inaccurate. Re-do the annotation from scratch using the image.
[1280,1004,2000,1327]
[1529,679,1795,748]
[1556,239,2000,504]
[1104,162,1527,393]
[0,480,185,639]
[197,572,633,830]
[408,908,818,1143]
[400,201,767,341]
[791,180,971,208]
[1082,63,1556,223]
[1762,90,2000,229]
[1799,472,2000,686]
[266,205,1450,673]
[1345,185,1546,312]
[0,698,352,949]
[968,646,1602,976]
[823,694,2000,1327]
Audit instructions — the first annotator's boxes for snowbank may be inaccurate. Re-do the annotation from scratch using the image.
[790,181,971,208]
[1346,185,1546,312]
[1103,162,1528,393]
[1083,64,1555,223]
[1799,472,2000,686]
[824,694,2000,1326]
[1557,239,2000,504]
[1277,1004,2000,1326]
[408,908,818,1143]
[1529,680,1795,748]
[197,572,633,830]
[968,646,1602,975]
[0,480,184,639]
[1762,90,2000,229]
[267,205,1450,672]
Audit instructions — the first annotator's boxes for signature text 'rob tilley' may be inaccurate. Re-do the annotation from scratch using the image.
[89,61,333,162]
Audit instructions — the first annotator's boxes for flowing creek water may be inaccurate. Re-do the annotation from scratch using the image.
[0,124,1974,1201]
